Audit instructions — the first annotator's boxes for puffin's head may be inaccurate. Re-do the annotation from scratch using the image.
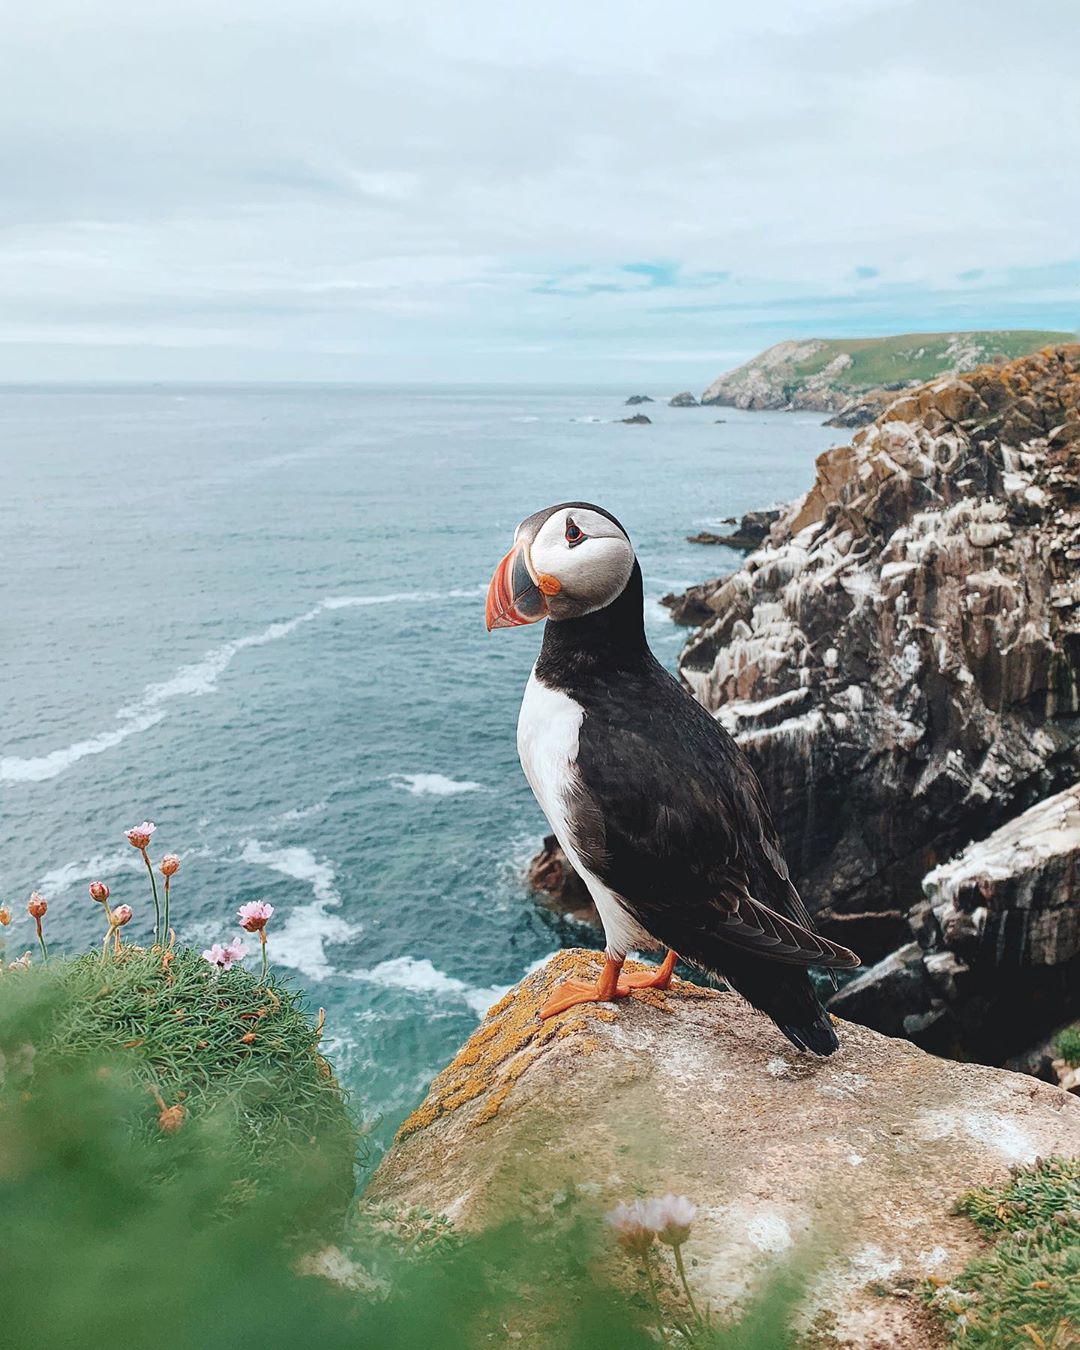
[485,502,635,630]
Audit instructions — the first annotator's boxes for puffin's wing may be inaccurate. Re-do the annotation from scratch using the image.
[568,681,858,970]
[711,888,859,968]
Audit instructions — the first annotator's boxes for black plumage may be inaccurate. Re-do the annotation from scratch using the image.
[535,556,859,1055]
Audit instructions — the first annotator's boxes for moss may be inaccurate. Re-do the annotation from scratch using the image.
[396,950,714,1139]
[926,1156,1080,1347]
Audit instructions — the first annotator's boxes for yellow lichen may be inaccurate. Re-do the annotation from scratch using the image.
[395,950,706,1139]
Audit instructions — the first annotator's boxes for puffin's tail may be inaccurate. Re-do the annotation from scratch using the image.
[777,1011,839,1056]
[718,955,841,1057]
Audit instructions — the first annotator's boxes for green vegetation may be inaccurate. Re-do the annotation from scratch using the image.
[1055,1023,1080,1067]
[926,1156,1080,1347]
[0,948,805,1349]
[789,330,1074,390]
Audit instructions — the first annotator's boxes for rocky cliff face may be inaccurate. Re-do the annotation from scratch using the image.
[370,950,1080,1348]
[676,344,1080,1056]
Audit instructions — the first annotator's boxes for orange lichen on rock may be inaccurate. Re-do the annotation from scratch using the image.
[396,949,695,1139]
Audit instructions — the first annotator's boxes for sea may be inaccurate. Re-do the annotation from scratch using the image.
[0,384,842,1153]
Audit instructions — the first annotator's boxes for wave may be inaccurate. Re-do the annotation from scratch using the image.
[388,772,484,797]
[37,848,142,895]
[275,800,328,824]
[239,839,361,982]
[1,586,486,785]
[352,953,552,1018]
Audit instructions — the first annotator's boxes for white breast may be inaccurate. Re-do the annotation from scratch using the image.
[517,667,654,959]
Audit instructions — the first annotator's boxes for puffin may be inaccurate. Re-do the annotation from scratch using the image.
[486,501,860,1054]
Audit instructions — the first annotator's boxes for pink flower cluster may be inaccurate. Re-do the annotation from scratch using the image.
[201,940,248,971]
[606,1194,698,1252]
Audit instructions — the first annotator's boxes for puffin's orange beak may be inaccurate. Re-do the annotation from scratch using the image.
[485,543,549,630]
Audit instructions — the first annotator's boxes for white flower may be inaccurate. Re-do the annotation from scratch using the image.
[651,1194,697,1246]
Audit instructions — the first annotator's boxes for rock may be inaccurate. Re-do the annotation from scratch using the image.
[669,391,699,407]
[660,577,730,626]
[370,950,1080,1346]
[526,835,598,926]
[835,783,1080,1062]
[624,394,654,405]
[685,508,781,551]
[824,389,905,427]
[619,413,652,425]
[680,346,1080,998]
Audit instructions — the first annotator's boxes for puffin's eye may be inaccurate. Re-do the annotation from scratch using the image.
[565,519,585,546]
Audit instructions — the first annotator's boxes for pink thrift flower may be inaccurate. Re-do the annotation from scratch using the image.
[238,901,274,933]
[125,821,156,850]
[605,1200,656,1256]
[110,904,134,927]
[160,854,180,877]
[202,940,247,971]
[89,881,110,904]
[651,1194,697,1247]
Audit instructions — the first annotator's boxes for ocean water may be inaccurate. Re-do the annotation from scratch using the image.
[0,385,841,1153]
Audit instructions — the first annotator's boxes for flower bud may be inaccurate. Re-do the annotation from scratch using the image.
[89,881,110,903]
[0,906,11,926]
[27,893,48,919]
[160,854,180,877]
[110,904,134,928]
[158,1103,185,1133]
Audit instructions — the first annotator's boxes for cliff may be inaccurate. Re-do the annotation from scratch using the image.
[699,331,1075,414]
[370,950,1080,1348]
[675,344,1080,1059]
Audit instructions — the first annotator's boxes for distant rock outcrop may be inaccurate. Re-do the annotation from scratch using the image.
[624,394,654,405]
[669,390,699,407]
[699,330,1075,414]
[370,950,1080,1348]
[686,508,781,550]
[619,413,652,425]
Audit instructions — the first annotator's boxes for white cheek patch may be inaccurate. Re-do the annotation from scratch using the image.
[529,509,634,613]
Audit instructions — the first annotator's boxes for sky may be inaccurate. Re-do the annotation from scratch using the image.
[1,0,1077,385]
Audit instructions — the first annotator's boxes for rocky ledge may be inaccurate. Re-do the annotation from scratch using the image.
[370,950,1080,1348]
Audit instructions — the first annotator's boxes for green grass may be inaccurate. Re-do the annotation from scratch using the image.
[790,330,1075,389]
[1055,1024,1080,1067]
[0,945,359,1197]
[926,1156,1080,1347]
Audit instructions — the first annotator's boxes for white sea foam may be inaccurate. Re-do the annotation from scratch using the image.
[351,952,554,1018]
[388,773,484,797]
[1,587,486,785]
[239,839,361,982]
[37,849,142,895]
[275,801,328,823]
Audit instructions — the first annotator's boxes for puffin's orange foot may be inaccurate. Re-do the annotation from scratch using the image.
[539,951,679,1018]
[539,978,625,1019]
[617,949,678,991]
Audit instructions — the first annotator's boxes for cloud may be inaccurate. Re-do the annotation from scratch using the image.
[0,0,1076,381]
